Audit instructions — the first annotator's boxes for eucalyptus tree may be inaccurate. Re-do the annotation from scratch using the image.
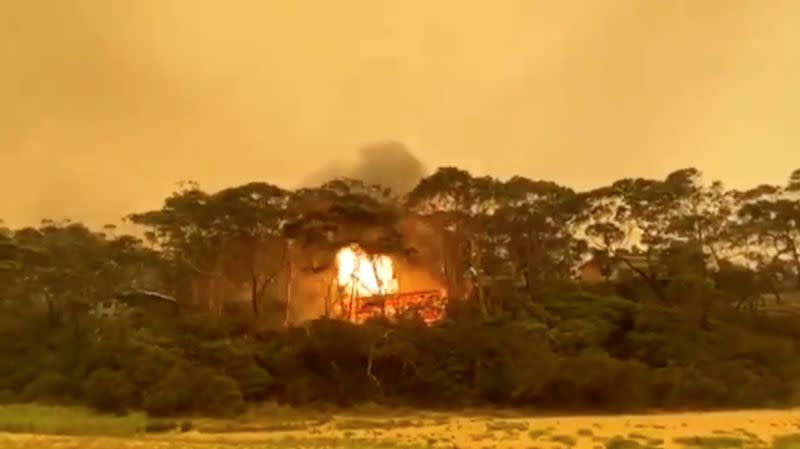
[406,167,503,315]
[736,171,800,289]
[129,181,292,316]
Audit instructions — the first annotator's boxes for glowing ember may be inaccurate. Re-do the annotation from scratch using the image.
[355,289,448,325]
[336,244,398,297]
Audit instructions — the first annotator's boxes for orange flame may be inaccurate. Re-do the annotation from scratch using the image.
[334,244,447,325]
[335,244,398,297]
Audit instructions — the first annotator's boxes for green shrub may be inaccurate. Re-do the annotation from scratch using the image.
[21,372,70,402]
[142,366,196,417]
[194,370,246,417]
[7,257,800,417]
[0,390,18,404]
[143,365,244,418]
[144,419,178,433]
[82,369,134,414]
[550,434,578,447]
[235,364,273,400]
[773,434,800,449]
[606,436,643,449]
[673,436,745,449]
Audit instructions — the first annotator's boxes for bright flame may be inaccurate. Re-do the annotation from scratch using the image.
[334,244,447,325]
[336,244,398,297]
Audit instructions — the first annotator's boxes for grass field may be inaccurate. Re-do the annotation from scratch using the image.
[0,404,147,436]
[1,405,800,449]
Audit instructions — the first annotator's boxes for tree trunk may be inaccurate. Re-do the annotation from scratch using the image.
[791,245,800,289]
[469,237,491,318]
[250,274,260,316]
[477,279,488,319]
[766,273,783,304]
[71,305,81,342]
[46,296,56,325]
[472,356,482,389]
[699,299,712,331]
[284,259,293,326]
[441,234,461,300]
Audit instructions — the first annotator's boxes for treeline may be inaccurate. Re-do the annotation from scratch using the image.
[1,167,800,416]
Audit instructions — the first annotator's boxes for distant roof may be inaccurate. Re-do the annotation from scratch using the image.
[579,254,666,275]
[114,289,177,305]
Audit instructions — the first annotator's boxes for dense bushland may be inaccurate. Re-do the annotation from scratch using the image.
[2,286,800,417]
[2,166,800,417]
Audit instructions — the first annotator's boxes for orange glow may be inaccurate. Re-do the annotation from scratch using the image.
[335,244,398,297]
[354,289,448,325]
[333,245,447,325]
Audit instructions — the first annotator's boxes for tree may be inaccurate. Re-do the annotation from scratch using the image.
[578,174,685,300]
[664,169,736,273]
[713,262,764,313]
[0,233,21,271]
[733,171,800,289]
[406,168,502,314]
[491,178,582,291]
[128,184,224,310]
[211,183,291,316]
[283,179,406,321]
[130,182,292,317]
[12,222,134,326]
[787,168,800,192]
[0,232,31,306]
[738,196,800,289]
[285,178,402,254]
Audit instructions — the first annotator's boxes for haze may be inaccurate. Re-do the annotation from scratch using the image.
[1,0,798,228]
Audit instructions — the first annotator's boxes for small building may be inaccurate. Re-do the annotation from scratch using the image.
[578,253,661,284]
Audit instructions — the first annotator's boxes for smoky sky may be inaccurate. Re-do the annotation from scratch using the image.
[1,0,799,228]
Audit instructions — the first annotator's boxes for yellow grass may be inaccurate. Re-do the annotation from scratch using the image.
[1,407,800,449]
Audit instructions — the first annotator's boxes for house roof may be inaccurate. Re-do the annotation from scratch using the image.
[114,289,177,306]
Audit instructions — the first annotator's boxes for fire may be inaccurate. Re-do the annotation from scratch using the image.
[333,244,447,325]
[335,244,398,297]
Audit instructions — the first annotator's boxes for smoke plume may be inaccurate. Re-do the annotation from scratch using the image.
[302,141,427,195]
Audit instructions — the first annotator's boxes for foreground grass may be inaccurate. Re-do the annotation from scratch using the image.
[773,434,800,449]
[2,405,800,449]
[0,404,146,437]
[0,436,426,449]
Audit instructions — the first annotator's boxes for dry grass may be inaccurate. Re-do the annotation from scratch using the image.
[2,406,800,449]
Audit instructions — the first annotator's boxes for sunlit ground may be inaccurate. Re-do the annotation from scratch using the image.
[1,406,800,449]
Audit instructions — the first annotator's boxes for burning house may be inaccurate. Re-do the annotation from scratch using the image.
[278,184,450,325]
[280,237,449,325]
[328,243,448,324]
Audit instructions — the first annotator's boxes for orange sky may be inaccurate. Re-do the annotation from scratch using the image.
[1,0,798,228]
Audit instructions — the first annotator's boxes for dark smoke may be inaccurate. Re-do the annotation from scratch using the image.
[302,141,427,195]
